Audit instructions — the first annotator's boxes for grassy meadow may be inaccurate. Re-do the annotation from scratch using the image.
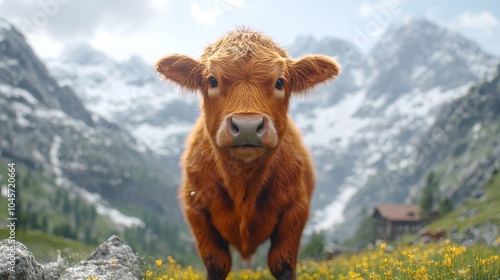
[142,240,500,280]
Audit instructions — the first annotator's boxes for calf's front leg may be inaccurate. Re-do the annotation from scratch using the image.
[186,206,231,280]
[268,202,309,280]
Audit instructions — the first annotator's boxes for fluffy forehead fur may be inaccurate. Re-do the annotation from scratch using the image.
[201,29,289,62]
[202,29,288,88]
[155,28,340,94]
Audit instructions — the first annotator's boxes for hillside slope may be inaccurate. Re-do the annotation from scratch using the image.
[291,18,499,232]
[342,63,500,240]
[0,18,187,257]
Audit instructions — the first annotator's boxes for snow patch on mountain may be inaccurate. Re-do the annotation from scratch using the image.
[296,90,369,149]
[307,82,475,231]
[46,124,145,228]
[77,187,145,228]
[134,122,192,156]
[49,135,64,186]
[48,43,200,157]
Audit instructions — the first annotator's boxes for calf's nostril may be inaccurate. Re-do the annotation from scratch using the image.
[256,121,265,135]
[230,119,240,135]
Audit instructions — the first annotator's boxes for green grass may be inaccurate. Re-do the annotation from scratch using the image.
[432,121,499,197]
[0,227,94,264]
[141,242,500,279]
[427,171,500,234]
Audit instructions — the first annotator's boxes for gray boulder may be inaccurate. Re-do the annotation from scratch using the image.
[86,235,141,278]
[0,235,141,280]
[59,260,136,280]
[59,235,140,280]
[0,239,46,280]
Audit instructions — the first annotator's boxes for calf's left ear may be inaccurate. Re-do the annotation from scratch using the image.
[155,54,203,92]
[288,55,341,94]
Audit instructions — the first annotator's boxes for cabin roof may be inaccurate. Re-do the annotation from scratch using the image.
[373,204,421,222]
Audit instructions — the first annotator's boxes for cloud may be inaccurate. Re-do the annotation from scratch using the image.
[150,0,172,13]
[358,0,402,19]
[190,0,243,26]
[191,2,222,26]
[359,3,375,19]
[457,10,499,37]
[0,0,163,39]
[458,11,499,29]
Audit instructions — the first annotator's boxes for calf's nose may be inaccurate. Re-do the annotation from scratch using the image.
[230,115,266,146]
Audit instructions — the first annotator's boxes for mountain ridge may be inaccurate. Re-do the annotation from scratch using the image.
[39,17,500,238]
[289,18,499,234]
[0,18,189,257]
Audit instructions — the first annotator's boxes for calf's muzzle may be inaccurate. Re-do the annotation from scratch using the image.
[230,115,265,146]
[216,113,278,148]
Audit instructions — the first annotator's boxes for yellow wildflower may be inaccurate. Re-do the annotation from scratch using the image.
[380,242,387,251]
[443,257,452,267]
[458,267,470,276]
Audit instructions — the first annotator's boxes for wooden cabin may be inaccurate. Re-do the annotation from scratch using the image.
[372,204,422,241]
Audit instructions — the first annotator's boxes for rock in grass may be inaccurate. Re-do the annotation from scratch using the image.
[86,235,141,278]
[59,235,140,280]
[59,260,136,280]
[0,235,140,280]
[0,239,46,280]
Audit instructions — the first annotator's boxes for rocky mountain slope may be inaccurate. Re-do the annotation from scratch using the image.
[0,18,186,255]
[410,64,500,203]
[288,18,498,233]
[337,56,500,241]
[47,43,199,171]
[44,18,499,238]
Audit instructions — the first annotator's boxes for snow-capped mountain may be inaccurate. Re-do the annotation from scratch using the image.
[0,18,183,233]
[291,19,498,235]
[48,44,199,165]
[46,18,499,238]
[368,18,495,101]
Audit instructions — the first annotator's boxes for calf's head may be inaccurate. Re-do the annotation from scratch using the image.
[156,29,340,162]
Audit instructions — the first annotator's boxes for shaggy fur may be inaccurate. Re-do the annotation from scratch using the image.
[156,29,340,280]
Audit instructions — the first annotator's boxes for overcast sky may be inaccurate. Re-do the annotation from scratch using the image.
[1,0,499,64]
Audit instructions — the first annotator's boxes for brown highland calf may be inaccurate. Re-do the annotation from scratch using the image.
[156,29,340,280]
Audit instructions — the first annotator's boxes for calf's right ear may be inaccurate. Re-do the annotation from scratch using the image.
[155,54,203,92]
[288,55,341,94]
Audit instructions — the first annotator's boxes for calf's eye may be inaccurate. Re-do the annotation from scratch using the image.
[209,77,218,88]
[275,78,284,90]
